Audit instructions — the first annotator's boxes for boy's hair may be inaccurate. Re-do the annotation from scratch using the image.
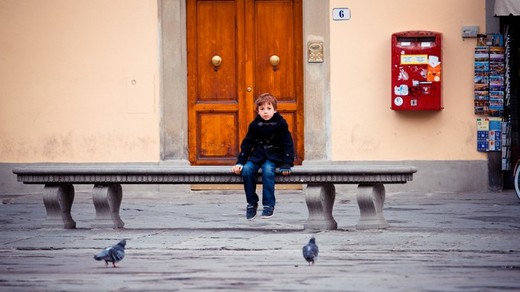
[255,93,278,111]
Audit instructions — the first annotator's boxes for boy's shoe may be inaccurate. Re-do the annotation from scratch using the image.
[246,204,258,221]
[261,206,274,218]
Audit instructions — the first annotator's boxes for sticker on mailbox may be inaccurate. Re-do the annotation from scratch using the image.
[394,85,409,96]
[394,97,404,106]
[400,54,429,65]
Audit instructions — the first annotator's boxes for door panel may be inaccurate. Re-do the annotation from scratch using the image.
[254,1,296,99]
[198,112,237,158]
[187,0,245,165]
[250,0,303,164]
[196,2,237,101]
[188,0,303,165]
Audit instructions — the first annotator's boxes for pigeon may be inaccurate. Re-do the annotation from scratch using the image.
[302,237,319,265]
[94,239,126,268]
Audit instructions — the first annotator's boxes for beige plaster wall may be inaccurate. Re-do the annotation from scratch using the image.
[0,0,160,162]
[329,0,487,161]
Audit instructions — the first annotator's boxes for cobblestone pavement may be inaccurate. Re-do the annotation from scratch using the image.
[1,187,519,291]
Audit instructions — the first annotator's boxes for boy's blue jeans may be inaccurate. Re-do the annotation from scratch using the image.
[241,160,276,208]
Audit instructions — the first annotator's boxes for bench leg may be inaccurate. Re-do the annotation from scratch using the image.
[92,184,125,229]
[356,183,388,229]
[304,183,338,230]
[42,184,76,229]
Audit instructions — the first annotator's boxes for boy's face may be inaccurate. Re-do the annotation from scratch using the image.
[257,102,276,121]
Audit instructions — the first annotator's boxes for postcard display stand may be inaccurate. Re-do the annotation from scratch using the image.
[474,34,512,171]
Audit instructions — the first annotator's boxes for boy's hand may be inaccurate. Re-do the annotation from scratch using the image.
[279,167,292,176]
[232,164,243,175]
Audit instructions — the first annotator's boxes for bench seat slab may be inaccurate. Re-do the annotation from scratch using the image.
[304,183,338,230]
[356,183,388,229]
[92,184,125,229]
[42,184,76,229]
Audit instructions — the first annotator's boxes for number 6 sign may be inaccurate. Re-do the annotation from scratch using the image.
[332,8,351,21]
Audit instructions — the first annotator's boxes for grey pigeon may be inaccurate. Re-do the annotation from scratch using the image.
[94,239,126,268]
[302,237,319,265]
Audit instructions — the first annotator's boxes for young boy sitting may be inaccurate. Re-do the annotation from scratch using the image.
[231,93,295,220]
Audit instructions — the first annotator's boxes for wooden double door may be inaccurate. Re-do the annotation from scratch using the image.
[187,0,304,165]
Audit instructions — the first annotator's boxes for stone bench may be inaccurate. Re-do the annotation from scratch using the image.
[12,163,417,231]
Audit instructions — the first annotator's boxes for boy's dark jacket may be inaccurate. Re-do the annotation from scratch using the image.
[236,112,295,168]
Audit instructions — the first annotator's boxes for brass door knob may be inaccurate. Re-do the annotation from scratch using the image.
[211,55,222,67]
[269,55,280,67]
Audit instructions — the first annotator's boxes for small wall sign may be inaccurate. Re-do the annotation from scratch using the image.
[332,8,351,21]
[307,41,324,63]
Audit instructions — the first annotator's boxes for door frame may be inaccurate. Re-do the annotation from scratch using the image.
[158,0,330,164]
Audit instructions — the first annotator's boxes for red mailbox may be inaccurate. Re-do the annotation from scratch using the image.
[391,31,442,110]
